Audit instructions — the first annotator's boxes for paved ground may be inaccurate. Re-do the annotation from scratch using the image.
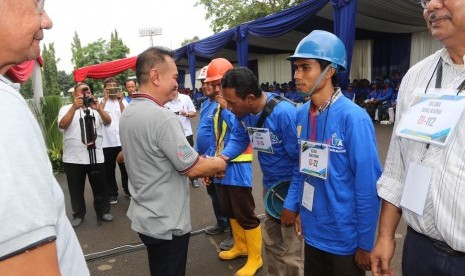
[57,118,406,276]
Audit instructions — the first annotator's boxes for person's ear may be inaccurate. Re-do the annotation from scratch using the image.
[246,94,256,105]
[149,68,160,86]
[326,66,336,80]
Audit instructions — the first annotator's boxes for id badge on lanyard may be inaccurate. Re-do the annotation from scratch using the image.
[299,140,329,179]
[396,88,465,146]
[247,127,274,154]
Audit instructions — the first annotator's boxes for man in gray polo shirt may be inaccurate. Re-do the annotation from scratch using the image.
[120,46,227,276]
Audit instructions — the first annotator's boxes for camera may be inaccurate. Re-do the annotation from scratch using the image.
[107,87,121,96]
[83,95,94,108]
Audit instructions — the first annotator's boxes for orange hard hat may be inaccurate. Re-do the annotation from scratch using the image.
[197,65,209,80]
[204,58,233,83]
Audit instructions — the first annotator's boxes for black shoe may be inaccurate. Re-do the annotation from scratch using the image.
[191,179,200,188]
[71,217,83,228]
[205,224,229,235]
[219,236,234,251]
[109,196,118,204]
[101,213,114,222]
[125,193,132,199]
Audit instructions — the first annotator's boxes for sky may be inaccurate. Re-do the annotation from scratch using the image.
[42,0,214,74]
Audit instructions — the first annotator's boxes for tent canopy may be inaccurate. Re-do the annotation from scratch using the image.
[73,0,427,87]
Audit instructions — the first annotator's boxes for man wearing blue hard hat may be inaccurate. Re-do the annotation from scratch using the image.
[281,30,382,275]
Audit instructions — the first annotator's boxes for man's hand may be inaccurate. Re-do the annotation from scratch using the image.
[355,248,371,271]
[89,95,100,111]
[103,89,109,101]
[216,94,227,109]
[72,95,84,110]
[201,177,212,186]
[281,208,297,227]
[370,236,396,276]
[117,91,124,102]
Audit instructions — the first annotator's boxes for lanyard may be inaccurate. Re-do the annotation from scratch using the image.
[426,58,465,94]
[306,90,340,142]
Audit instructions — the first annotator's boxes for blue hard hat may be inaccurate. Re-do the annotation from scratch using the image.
[287,30,347,71]
[264,180,291,220]
[383,78,391,84]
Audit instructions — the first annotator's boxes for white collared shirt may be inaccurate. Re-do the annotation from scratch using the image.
[58,105,105,164]
[164,93,196,136]
[378,48,465,251]
[99,98,127,148]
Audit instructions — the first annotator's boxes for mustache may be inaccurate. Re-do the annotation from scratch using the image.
[429,12,451,24]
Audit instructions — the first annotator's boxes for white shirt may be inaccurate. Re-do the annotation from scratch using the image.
[99,98,127,148]
[0,76,89,275]
[58,105,105,164]
[378,48,465,252]
[164,93,196,136]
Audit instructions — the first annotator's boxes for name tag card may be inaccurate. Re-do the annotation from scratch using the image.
[248,127,274,154]
[396,88,465,146]
[299,140,329,179]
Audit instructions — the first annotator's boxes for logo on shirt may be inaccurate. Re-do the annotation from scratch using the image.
[178,145,194,161]
[329,133,346,153]
[270,132,280,144]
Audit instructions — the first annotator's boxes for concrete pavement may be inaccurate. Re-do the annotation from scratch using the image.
[57,119,406,276]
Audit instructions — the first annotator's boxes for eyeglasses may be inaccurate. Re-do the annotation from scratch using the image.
[419,0,431,9]
[37,0,45,13]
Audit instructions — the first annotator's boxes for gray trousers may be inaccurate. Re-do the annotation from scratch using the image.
[263,212,304,275]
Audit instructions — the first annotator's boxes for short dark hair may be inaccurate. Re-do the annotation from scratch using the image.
[221,67,261,100]
[136,47,174,85]
[125,79,137,86]
[103,77,118,88]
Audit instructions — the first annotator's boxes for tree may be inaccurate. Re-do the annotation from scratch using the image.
[71,30,131,95]
[42,43,61,96]
[107,30,131,86]
[19,79,33,99]
[57,70,74,95]
[195,0,306,33]
[71,32,85,68]
[181,36,200,46]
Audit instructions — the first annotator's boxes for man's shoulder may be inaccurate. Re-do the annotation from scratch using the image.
[408,49,442,75]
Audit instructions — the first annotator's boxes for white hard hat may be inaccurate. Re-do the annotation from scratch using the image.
[197,66,209,80]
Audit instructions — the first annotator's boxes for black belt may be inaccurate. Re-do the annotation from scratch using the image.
[408,227,465,257]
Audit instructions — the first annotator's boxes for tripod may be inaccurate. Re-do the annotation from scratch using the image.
[79,108,97,164]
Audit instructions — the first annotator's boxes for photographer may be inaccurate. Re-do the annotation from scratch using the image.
[100,77,130,203]
[58,83,113,228]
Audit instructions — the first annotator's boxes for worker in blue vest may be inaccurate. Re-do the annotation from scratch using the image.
[221,67,304,275]
[281,30,382,276]
[204,58,262,276]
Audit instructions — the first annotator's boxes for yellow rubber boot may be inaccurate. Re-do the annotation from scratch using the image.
[235,225,263,276]
[219,219,248,260]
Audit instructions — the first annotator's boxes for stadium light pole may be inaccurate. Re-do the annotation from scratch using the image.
[138,27,162,47]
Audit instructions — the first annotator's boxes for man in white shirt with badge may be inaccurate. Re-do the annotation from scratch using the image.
[371,1,465,275]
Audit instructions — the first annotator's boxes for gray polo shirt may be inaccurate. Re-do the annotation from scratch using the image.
[120,95,199,240]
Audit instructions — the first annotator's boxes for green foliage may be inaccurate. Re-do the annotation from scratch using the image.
[182,36,200,46]
[195,0,306,32]
[57,70,74,95]
[71,30,131,93]
[42,43,61,96]
[33,96,64,174]
[20,79,34,99]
